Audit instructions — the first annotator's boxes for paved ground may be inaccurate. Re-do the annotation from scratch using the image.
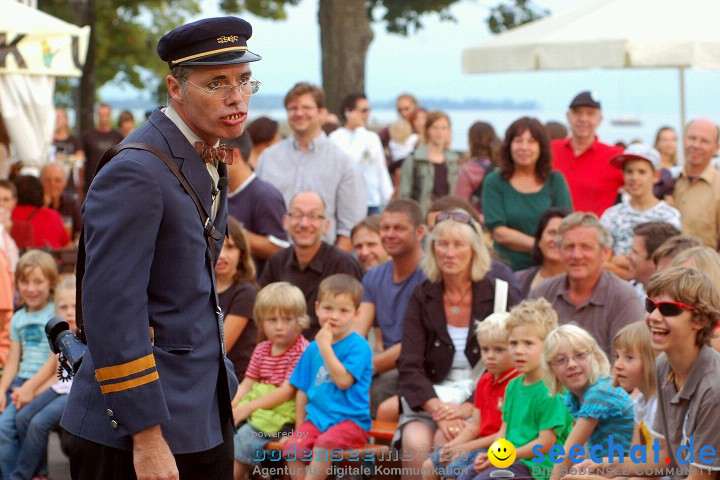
[48,432,71,480]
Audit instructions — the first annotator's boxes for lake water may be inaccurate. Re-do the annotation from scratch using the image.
[123,106,683,154]
[249,107,682,152]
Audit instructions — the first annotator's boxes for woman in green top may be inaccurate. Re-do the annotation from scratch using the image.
[482,117,573,271]
[398,111,461,214]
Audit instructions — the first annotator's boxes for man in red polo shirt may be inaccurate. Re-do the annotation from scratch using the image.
[552,91,623,216]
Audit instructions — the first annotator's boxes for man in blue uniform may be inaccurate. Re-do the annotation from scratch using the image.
[60,17,261,479]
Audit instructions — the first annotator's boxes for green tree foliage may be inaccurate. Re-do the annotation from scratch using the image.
[38,0,548,129]
[38,0,200,131]
[487,0,549,34]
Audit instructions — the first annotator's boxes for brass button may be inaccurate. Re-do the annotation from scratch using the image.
[106,409,114,417]
[111,420,118,429]
[434,340,441,347]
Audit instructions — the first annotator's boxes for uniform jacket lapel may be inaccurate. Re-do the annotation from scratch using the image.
[148,110,213,217]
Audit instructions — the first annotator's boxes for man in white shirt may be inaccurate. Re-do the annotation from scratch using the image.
[330,93,393,215]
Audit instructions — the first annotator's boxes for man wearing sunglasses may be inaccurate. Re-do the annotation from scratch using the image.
[330,93,393,216]
[528,212,643,358]
[61,17,260,479]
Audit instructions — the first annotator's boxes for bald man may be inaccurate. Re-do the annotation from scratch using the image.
[40,162,82,240]
[673,119,720,249]
[259,190,362,339]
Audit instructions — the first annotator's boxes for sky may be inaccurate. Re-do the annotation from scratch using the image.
[101,0,720,136]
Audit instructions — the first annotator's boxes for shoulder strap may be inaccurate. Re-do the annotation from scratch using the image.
[25,206,41,222]
[76,142,222,343]
[493,278,509,313]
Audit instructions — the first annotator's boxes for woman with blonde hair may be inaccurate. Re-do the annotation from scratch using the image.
[397,210,518,480]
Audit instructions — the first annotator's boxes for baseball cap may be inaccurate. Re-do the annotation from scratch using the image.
[610,143,661,170]
[569,91,601,109]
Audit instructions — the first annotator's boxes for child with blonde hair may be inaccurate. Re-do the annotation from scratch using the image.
[423,312,520,480]
[612,321,659,452]
[544,324,634,480]
[10,275,75,479]
[232,282,310,480]
[0,250,58,478]
[565,267,720,479]
[458,298,573,480]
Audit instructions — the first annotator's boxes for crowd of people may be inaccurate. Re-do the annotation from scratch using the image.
[216,85,720,480]
[0,46,719,480]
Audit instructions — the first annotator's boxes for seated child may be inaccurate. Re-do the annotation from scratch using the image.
[612,321,660,452]
[11,275,75,480]
[282,274,373,480]
[0,250,58,479]
[544,324,635,480]
[458,298,573,480]
[232,282,310,480]
[423,312,520,480]
[566,267,720,480]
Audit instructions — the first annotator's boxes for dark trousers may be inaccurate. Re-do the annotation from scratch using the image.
[62,417,234,480]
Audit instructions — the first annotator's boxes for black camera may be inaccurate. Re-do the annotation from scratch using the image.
[46,316,87,380]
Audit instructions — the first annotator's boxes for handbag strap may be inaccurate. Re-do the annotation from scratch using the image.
[493,278,509,313]
[76,142,223,343]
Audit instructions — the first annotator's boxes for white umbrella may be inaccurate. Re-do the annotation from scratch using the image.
[0,0,89,173]
[462,0,720,127]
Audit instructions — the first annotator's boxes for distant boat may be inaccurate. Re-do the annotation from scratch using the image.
[611,116,642,126]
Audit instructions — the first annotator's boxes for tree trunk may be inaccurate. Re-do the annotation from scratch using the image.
[74,0,95,135]
[318,0,373,118]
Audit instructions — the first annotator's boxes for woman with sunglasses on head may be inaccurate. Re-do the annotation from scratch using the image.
[397,209,519,480]
[482,117,573,271]
[566,266,720,480]
[398,111,461,215]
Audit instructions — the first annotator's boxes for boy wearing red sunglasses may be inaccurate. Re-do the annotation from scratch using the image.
[565,266,720,480]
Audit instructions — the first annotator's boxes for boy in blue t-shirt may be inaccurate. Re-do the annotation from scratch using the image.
[283,274,372,480]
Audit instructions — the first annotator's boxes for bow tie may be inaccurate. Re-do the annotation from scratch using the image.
[195,142,233,165]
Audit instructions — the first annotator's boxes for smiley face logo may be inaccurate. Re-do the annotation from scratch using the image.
[488,438,516,468]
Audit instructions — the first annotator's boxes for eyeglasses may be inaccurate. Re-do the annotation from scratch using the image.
[550,351,590,369]
[645,297,698,317]
[182,77,261,99]
[287,211,326,222]
[435,211,473,226]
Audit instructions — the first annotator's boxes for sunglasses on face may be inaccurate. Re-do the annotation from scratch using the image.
[435,211,473,226]
[645,297,698,316]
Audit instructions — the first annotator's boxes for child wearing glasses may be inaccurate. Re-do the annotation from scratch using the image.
[458,299,573,480]
[565,266,720,480]
[543,325,634,480]
[611,322,660,455]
